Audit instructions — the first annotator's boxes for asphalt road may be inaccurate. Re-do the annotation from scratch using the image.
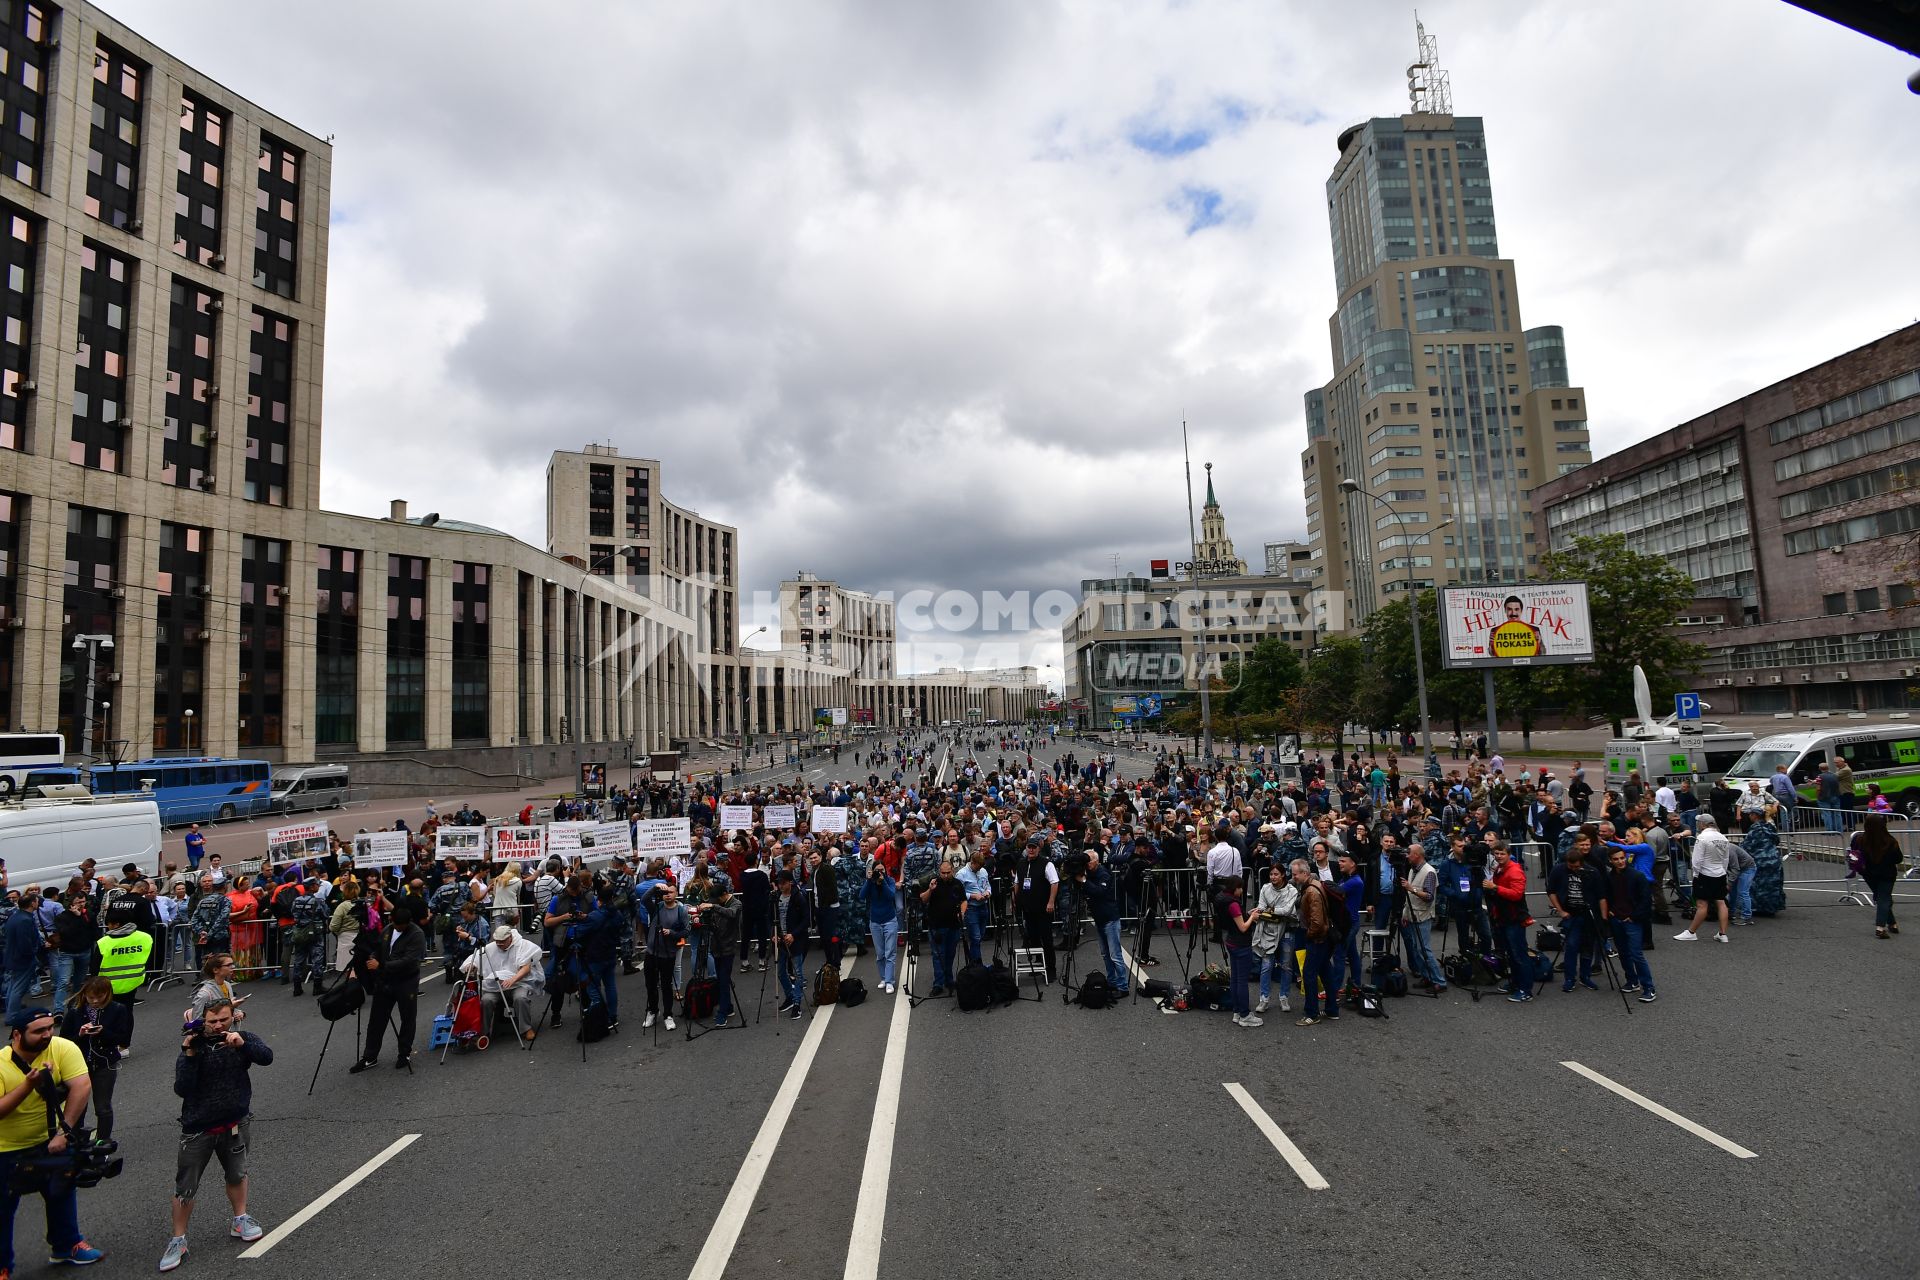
[41,734,1919,1279]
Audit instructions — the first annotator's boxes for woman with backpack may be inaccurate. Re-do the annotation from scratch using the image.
[1855,814,1903,938]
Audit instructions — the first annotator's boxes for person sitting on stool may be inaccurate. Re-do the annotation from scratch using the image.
[462,925,544,1044]
[350,906,425,1072]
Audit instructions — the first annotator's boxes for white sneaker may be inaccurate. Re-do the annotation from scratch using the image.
[1278,997,1291,1013]
[1714,932,1729,943]
[1673,930,1698,941]
[1255,996,1270,1013]
[664,1015,676,1031]
[642,1012,656,1028]
[1235,1013,1264,1028]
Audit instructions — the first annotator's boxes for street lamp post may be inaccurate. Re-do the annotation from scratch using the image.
[70,634,113,760]
[183,708,195,754]
[739,625,768,775]
[1337,479,1440,774]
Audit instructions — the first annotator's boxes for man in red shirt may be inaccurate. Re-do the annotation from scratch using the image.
[874,831,905,881]
[1482,839,1535,1002]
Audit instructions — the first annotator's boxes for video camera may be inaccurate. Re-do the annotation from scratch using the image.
[5,1053,122,1191]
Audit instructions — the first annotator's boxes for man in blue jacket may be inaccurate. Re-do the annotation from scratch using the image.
[2,894,42,1026]
[162,996,272,1271]
[1602,845,1657,1003]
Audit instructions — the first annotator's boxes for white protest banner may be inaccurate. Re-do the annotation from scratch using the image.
[591,821,634,859]
[635,818,692,856]
[266,821,330,865]
[351,830,409,869]
[491,826,546,863]
[719,805,754,831]
[763,804,796,830]
[810,806,849,834]
[434,826,486,858]
[545,821,595,857]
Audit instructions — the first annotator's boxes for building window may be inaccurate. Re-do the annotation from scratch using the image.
[1855,587,1881,613]
[0,491,18,730]
[61,506,120,749]
[621,546,649,597]
[85,41,144,229]
[0,4,49,188]
[174,92,224,266]
[1889,583,1915,609]
[1822,593,1847,616]
[152,522,207,750]
[1768,368,1920,446]
[71,242,131,472]
[625,466,649,538]
[253,133,300,297]
[588,464,614,537]
[162,279,217,489]
[237,536,285,748]
[0,204,33,451]
[451,563,489,741]
[386,555,426,743]
[244,307,293,505]
[315,546,358,746]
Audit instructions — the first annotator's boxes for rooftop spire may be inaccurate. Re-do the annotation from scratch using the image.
[1204,461,1218,508]
[1408,11,1453,115]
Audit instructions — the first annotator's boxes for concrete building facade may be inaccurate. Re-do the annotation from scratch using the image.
[1533,323,1920,714]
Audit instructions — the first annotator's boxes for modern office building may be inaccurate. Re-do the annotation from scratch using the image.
[0,3,1040,785]
[1263,539,1314,583]
[1301,21,1593,626]
[1533,323,1920,713]
[1062,484,1313,725]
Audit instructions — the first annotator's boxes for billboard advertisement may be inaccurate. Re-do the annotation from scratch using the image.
[1438,582,1593,669]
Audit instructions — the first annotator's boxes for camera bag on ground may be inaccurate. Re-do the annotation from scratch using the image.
[838,976,867,1007]
[1074,973,1113,1009]
[1535,924,1564,953]
[1528,948,1554,982]
[576,1000,611,1043]
[1357,986,1388,1018]
[987,961,1019,1005]
[1442,953,1477,987]
[1185,976,1229,1011]
[315,972,364,1022]
[1380,969,1409,997]
[813,961,840,1007]
[955,962,993,1011]
[684,976,718,1021]
[1140,976,1178,1001]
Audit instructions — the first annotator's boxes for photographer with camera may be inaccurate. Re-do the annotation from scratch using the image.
[863,858,900,994]
[1547,833,1606,994]
[160,996,271,1271]
[919,859,967,997]
[1015,835,1059,983]
[349,905,425,1073]
[0,1007,104,1270]
[643,882,691,1030]
[1080,850,1128,998]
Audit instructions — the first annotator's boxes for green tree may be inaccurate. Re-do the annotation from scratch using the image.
[1221,638,1305,715]
[1354,592,1483,748]
[1536,533,1707,736]
[1299,635,1364,751]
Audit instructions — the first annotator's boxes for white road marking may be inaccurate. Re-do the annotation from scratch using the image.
[1560,1061,1758,1159]
[687,955,858,1280]
[240,1133,421,1258]
[1119,944,1148,991]
[1223,1082,1330,1190]
[842,974,914,1280]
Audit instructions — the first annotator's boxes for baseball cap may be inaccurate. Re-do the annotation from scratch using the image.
[492,925,515,943]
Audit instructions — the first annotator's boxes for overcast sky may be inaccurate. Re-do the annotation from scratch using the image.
[108,0,1919,678]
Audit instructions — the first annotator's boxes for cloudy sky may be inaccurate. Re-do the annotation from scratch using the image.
[109,0,1920,679]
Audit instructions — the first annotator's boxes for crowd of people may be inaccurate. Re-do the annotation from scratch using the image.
[0,726,1903,1273]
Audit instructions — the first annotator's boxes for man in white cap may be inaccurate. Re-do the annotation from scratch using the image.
[462,925,545,1043]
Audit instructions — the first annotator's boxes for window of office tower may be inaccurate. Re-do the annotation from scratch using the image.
[0,204,32,450]
[237,535,285,747]
[85,41,143,228]
[386,554,426,743]
[625,467,649,538]
[174,92,224,265]
[244,306,292,504]
[588,463,615,536]
[152,522,207,751]
[71,241,131,471]
[60,506,119,745]
[0,4,49,188]
[162,279,217,489]
[451,563,489,741]
[315,546,358,745]
[0,491,18,730]
[253,133,299,297]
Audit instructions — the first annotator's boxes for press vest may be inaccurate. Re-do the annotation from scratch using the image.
[95,930,153,994]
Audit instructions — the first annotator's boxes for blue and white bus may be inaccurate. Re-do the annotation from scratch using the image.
[86,757,273,825]
[0,733,68,798]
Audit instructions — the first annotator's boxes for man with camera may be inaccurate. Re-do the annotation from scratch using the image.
[349,904,426,1073]
[1547,832,1606,993]
[160,996,271,1271]
[0,1006,103,1271]
[1079,850,1128,997]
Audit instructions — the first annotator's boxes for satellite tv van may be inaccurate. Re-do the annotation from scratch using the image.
[1604,732,1755,791]
[0,799,163,892]
[1721,724,1920,811]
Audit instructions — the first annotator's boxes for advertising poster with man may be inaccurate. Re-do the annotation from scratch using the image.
[1438,582,1594,669]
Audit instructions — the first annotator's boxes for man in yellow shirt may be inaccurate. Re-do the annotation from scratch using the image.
[0,1007,103,1272]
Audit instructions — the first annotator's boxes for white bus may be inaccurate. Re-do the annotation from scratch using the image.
[1721,724,1920,811]
[0,732,67,798]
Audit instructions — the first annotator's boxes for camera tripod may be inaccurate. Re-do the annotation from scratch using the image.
[1055,895,1089,1005]
[902,908,952,1009]
[1555,910,1633,1015]
[1382,895,1441,1000]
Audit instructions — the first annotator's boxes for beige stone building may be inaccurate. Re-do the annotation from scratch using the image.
[0,4,1040,781]
[1300,40,1592,628]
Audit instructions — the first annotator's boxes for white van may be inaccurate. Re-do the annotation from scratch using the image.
[1722,724,1920,810]
[270,764,351,814]
[0,799,163,892]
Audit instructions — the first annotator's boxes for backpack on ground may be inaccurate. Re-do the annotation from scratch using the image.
[1074,973,1113,1009]
[577,1000,611,1043]
[1535,924,1564,953]
[1140,977,1178,1001]
[684,977,718,1021]
[837,976,867,1008]
[812,962,840,1007]
[987,962,1018,1006]
[955,963,993,1011]
[1380,969,1409,998]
